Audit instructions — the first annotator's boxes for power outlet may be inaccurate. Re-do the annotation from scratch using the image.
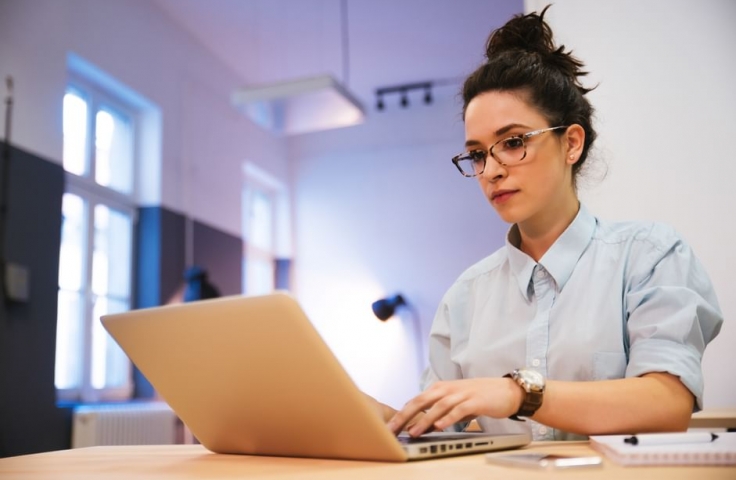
[5,262,30,302]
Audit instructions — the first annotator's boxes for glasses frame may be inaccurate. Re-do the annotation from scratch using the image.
[451,125,569,177]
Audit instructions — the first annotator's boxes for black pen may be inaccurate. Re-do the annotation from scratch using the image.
[624,432,719,446]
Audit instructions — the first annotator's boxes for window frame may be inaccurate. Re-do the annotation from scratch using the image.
[57,77,139,403]
[242,183,278,296]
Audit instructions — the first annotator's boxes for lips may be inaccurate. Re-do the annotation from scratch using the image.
[491,189,518,203]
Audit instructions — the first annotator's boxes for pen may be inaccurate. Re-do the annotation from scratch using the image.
[623,432,719,446]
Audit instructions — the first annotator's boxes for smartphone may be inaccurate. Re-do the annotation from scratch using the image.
[486,452,603,469]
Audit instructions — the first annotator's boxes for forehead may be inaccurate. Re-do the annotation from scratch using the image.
[464,91,548,141]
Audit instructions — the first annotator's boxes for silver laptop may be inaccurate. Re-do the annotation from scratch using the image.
[101,292,530,461]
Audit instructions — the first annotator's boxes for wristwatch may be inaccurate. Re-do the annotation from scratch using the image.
[504,368,545,421]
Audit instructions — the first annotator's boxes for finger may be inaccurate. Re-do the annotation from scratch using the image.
[432,400,476,431]
[407,394,464,437]
[387,403,424,434]
[387,392,440,434]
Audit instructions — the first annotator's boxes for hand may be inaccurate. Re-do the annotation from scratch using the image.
[362,393,435,433]
[386,377,523,437]
[362,393,397,422]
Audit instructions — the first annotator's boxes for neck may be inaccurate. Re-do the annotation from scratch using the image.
[518,195,580,262]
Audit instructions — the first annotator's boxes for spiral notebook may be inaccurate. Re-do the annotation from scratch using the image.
[590,432,736,466]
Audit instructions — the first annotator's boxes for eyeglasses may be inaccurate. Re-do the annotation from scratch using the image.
[451,125,569,177]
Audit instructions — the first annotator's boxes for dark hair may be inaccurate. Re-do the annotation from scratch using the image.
[462,5,597,181]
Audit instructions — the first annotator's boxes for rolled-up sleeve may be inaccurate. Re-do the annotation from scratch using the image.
[624,224,723,410]
[420,298,462,391]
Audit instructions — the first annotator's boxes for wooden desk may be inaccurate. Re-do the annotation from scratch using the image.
[1,442,733,479]
[690,408,736,430]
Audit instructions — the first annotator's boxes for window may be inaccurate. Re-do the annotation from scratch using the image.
[244,187,276,295]
[56,80,137,402]
[242,163,291,296]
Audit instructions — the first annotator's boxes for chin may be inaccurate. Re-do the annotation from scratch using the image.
[490,203,529,225]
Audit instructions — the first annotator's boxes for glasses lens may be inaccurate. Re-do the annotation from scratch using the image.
[493,137,525,164]
[455,151,485,176]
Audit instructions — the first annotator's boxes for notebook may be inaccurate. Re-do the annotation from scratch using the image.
[101,292,530,462]
[590,432,736,466]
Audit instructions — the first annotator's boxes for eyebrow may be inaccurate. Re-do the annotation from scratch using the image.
[464,123,531,148]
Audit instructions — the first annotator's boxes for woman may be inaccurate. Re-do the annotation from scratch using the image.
[375,7,723,441]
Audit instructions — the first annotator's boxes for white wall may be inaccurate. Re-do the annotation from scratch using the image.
[289,97,509,408]
[527,0,736,407]
[0,0,288,238]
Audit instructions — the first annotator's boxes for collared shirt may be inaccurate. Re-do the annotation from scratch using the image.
[421,205,723,441]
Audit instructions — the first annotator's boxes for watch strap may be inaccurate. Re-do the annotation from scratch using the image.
[504,371,544,421]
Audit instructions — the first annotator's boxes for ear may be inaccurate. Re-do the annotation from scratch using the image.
[564,124,585,165]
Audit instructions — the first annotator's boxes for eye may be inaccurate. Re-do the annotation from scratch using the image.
[468,150,487,163]
[500,137,524,150]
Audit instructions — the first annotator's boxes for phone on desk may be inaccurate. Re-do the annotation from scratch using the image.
[486,452,603,469]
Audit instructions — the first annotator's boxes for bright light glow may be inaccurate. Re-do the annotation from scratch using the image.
[55,193,86,390]
[63,92,88,175]
[96,108,134,194]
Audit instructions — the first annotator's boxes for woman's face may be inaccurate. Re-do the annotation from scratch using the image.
[463,90,579,228]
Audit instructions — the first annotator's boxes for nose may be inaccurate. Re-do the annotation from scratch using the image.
[480,155,506,182]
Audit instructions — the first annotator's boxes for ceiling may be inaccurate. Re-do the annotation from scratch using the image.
[152,0,523,110]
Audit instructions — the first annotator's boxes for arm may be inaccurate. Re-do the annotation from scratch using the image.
[534,372,693,434]
[388,372,692,436]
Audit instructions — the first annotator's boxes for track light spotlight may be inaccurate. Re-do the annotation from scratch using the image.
[375,81,440,111]
[372,294,407,321]
[400,90,409,108]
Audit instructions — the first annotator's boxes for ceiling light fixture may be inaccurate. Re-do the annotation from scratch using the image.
[231,0,364,135]
[375,81,433,111]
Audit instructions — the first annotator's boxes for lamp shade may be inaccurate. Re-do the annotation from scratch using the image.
[231,75,365,136]
[372,294,406,321]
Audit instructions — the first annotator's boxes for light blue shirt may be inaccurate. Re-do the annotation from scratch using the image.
[421,205,723,441]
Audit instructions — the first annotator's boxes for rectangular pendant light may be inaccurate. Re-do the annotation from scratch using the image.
[231,75,365,136]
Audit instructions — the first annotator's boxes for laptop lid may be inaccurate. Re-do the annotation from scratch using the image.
[101,293,530,461]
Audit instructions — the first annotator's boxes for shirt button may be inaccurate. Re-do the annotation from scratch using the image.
[538,426,548,435]
[532,359,540,367]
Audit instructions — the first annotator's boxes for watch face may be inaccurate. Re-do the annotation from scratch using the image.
[517,369,545,391]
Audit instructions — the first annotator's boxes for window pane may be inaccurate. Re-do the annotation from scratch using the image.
[91,296,130,389]
[56,193,87,391]
[246,257,274,296]
[63,91,88,176]
[250,190,273,251]
[58,193,86,291]
[95,107,133,194]
[92,205,132,298]
[55,289,84,390]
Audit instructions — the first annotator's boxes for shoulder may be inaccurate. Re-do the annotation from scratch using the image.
[593,216,686,255]
[443,247,509,302]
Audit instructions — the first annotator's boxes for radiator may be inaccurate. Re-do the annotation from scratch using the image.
[71,402,179,448]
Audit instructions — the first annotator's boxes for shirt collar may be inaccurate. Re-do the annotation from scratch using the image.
[506,204,597,298]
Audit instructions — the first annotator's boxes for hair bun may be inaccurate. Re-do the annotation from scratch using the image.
[485,5,590,91]
[486,6,555,58]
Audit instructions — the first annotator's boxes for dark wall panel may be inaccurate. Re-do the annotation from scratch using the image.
[0,144,244,456]
[0,142,69,457]
[192,221,242,296]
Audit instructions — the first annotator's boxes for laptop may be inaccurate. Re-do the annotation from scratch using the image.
[101,292,530,461]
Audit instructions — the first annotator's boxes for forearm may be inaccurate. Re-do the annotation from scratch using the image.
[532,372,693,435]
